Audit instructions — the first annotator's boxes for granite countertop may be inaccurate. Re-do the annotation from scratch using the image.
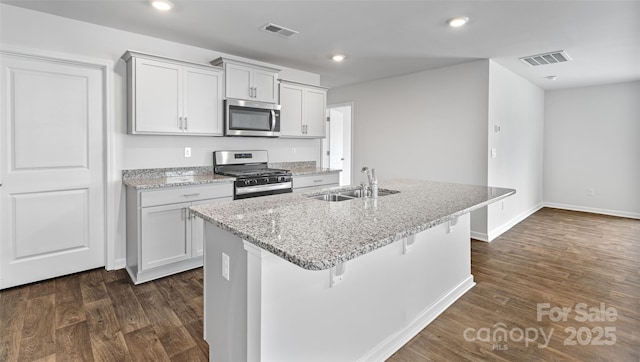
[122,162,341,190]
[190,179,515,271]
[122,167,234,190]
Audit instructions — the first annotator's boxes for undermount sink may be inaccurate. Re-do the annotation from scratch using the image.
[307,188,400,202]
[309,194,356,202]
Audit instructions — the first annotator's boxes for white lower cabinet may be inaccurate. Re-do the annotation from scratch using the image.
[293,173,340,191]
[126,183,232,284]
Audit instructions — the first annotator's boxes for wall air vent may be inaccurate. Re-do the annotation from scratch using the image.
[261,23,299,37]
[520,50,571,66]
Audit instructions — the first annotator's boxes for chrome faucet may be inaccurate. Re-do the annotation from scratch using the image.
[361,166,378,198]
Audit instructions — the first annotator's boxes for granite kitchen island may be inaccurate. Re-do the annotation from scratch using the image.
[190,179,515,361]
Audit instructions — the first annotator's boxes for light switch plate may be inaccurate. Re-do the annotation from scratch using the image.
[491,148,497,158]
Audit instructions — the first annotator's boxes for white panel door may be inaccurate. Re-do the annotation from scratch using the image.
[0,52,105,289]
[184,67,223,135]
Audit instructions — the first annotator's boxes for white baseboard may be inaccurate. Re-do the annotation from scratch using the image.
[486,203,544,241]
[108,258,126,270]
[470,203,544,243]
[359,276,476,362]
[543,202,640,220]
[470,230,488,242]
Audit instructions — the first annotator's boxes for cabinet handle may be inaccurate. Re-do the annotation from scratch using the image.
[254,87,258,98]
[183,193,201,197]
[184,116,188,130]
[178,116,183,130]
[313,179,323,183]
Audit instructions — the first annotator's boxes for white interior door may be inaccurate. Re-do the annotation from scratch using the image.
[323,104,353,186]
[0,52,106,289]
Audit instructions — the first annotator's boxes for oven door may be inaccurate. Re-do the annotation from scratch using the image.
[225,99,281,137]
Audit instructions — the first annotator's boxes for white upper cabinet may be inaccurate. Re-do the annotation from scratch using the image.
[279,80,328,138]
[212,58,280,104]
[123,51,224,136]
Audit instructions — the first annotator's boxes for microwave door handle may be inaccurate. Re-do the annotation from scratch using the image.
[271,110,276,131]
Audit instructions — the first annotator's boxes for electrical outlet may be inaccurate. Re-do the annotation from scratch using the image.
[586,188,595,197]
[184,147,191,158]
[222,253,230,281]
[491,148,497,158]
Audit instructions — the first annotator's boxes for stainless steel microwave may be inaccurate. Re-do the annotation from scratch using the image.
[224,99,281,137]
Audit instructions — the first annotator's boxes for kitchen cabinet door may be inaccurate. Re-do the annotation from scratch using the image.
[140,202,192,271]
[279,83,304,136]
[184,67,223,135]
[304,87,327,137]
[225,62,253,100]
[134,57,181,134]
[253,68,278,103]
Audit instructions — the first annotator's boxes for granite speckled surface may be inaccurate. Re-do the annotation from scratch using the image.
[190,179,515,271]
[122,163,340,190]
[122,167,233,190]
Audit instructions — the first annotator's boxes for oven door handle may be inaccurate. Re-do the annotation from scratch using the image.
[235,182,292,195]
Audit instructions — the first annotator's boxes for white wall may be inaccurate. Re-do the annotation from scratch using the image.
[544,81,640,218]
[328,61,489,184]
[486,60,545,239]
[328,60,490,234]
[0,4,323,267]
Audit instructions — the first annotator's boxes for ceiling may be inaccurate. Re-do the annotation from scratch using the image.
[3,0,639,90]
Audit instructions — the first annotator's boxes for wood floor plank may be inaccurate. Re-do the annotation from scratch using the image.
[0,287,28,361]
[55,321,94,361]
[80,268,109,304]
[105,280,150,334]
[123,325,171,362]
[153,323,197,358]
[18,294,56,361]
[55,274,86,328]
[85,299,131,362]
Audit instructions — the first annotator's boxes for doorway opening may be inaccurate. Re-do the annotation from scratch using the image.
[322,103,353,186]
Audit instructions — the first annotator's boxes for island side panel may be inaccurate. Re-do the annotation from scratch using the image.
[256,214,473,361]
[203,224,248,362]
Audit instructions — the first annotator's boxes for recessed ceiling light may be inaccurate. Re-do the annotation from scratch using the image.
[150,0,173,11]
[332,54,346,62]
[546,76,558,81]
[447,17,469,28]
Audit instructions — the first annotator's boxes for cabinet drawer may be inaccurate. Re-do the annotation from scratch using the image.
[141,183,233,207]
[293,173,339,189]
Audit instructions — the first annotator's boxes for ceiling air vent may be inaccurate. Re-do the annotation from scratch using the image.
[261,23,299,37]
[520,50,571,66]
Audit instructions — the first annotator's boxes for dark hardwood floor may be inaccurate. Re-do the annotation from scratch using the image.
[1,207,638,361]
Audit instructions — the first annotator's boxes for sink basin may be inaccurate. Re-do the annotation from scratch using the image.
[308,194,356,202]
[307,188,400,202]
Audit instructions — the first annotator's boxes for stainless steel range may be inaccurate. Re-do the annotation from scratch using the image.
[214,150,293,200]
